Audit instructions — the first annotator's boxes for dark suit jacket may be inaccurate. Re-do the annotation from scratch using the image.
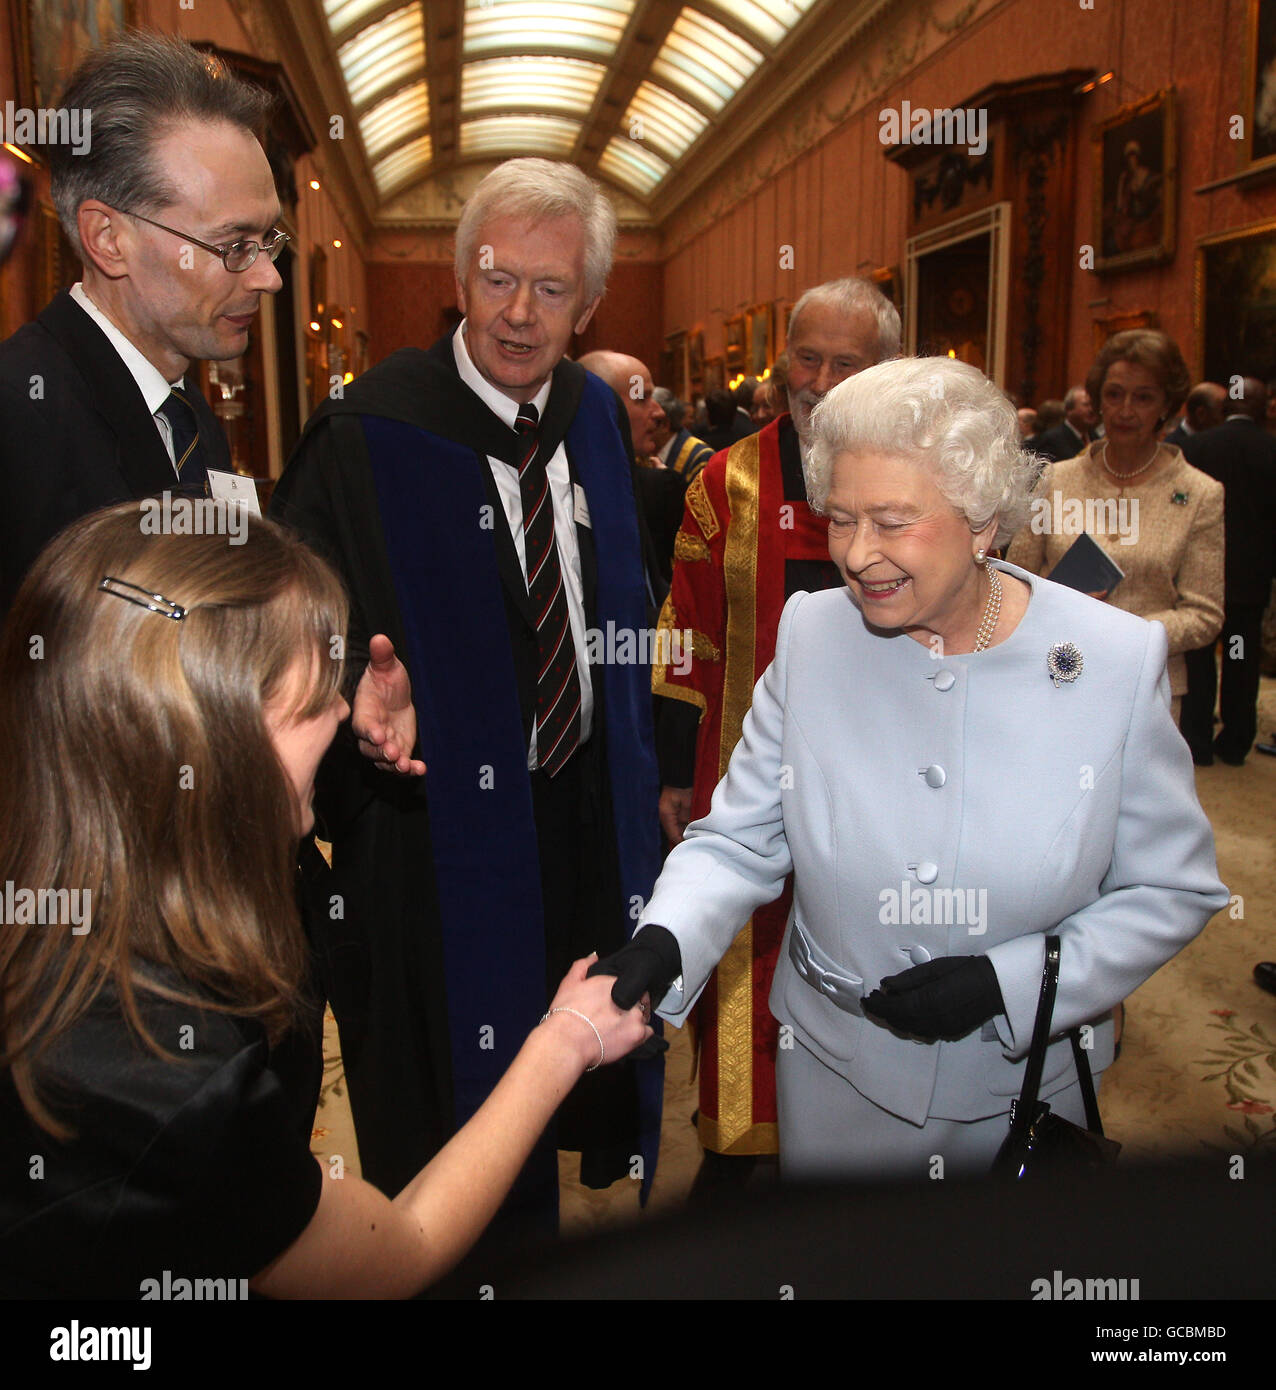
[1030,420,1088,462]
[1162,423,1192,452]
[0,290,229,617]
[1181,417,1276,605]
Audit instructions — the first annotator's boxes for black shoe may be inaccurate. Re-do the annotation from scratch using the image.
[1190,747,1214,766]
[1255,742,1276,757]
[1213,740,1247,766]
[1254,963,1276,996]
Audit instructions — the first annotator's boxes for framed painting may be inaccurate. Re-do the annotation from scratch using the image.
[1245,0,1276,173]
[1194,219,1276,386]
[662,329,688,398]
[1091,308,1158,354]
[687,328,704,394]
[745,303,772,374]
[702,355,724,395]
[871,264,903,320]
[724,314,745,372]
[1091,88,1176,273]
[772,299,792,354]
[13,0,134,109]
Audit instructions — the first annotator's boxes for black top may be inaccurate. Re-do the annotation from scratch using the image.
[1181,416,1276,604]
[0,973,323,1298]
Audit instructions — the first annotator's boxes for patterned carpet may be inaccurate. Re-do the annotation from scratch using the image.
[310,677,1276,1227]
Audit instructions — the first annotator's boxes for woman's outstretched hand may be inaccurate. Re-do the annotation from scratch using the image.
[542,953,655,1071]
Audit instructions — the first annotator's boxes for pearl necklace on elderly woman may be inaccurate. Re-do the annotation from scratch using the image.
[972,557,1002,653]
[1098,438,1160,482]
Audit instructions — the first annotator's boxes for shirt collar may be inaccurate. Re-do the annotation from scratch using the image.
[70,282,183,413]
[453,320,552,429]
[656,431,676,465]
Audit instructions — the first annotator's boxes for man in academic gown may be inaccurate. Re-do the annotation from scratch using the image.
[650,276,899,1194]
[271,159,662,1254]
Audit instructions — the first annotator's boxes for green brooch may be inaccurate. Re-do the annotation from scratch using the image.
[1171,491,1189,505]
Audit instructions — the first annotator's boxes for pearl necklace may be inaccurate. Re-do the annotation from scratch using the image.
[972,564,1002,653]
[1099,438,1160,482]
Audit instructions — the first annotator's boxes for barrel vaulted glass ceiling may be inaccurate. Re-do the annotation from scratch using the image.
[322,0,820,204]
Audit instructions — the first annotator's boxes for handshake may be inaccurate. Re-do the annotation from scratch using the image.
[580,925,682,1061]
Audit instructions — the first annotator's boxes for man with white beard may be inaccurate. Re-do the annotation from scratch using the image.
[647,276,899,1194]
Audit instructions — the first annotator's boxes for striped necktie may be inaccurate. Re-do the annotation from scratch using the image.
[157,386,208,493]
[514,401,581,777]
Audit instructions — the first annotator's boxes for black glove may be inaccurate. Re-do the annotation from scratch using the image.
[861,956,1003,1041]
[586,926,682,1061]
[587,924,682,1008]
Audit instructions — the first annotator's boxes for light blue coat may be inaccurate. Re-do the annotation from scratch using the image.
[644,562,1228,1126]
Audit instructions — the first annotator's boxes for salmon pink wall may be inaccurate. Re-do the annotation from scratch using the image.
[660,0,1276,398]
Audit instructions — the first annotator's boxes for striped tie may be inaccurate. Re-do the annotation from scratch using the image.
[157,386,207,493]
[514,401,581,777]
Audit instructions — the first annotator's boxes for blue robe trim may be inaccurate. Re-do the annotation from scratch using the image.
[359,372,663,1200]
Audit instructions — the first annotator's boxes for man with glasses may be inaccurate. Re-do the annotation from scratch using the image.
[0,34,286,617]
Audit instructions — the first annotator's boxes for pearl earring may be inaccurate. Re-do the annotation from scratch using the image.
[975,548,987,564]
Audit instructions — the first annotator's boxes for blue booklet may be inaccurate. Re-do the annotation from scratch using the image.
[1046,532,1125,594]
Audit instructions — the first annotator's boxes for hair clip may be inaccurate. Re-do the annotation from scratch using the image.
[98,576,187,621]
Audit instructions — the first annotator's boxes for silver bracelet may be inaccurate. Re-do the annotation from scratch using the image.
[540,1006,605,1071]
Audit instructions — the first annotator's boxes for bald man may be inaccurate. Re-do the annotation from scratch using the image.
[579,349,683,599]
[578,351,666,460]
[1164,381,1226,451]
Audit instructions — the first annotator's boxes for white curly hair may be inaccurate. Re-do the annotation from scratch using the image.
[805,356,1036,547]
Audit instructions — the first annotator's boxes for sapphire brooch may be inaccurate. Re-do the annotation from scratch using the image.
[1047,642,1083,687]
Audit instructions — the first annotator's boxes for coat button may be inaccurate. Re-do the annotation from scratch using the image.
[929,669,956,691]
[919,764,947,788]
[909,861,939,884]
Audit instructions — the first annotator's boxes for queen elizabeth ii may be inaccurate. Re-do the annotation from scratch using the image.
[596,355,1227,1179]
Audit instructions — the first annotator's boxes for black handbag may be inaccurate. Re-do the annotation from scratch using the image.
[991,936,1121,1179]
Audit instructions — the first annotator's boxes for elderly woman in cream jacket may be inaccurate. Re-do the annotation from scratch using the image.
[594,357,1227,1179]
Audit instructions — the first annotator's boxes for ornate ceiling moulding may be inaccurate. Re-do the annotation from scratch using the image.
[375,165,656,233]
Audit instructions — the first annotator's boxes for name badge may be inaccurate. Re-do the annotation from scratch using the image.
[573,483,591,528]
[206,468,263,518]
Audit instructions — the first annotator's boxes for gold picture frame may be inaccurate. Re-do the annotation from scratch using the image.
[745,302,772,374]
[1194,217,1276,384]
[1244,0,1276,174]
[1091,88,1177,274]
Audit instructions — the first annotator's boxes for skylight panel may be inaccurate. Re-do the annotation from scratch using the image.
[373,135,433,195]
[324,0,387,41]
[359,82,430,160]
[462,57,605,118]
[623,81,709,162]
[598,134,670,196]
[651,9,762,113]
[338,4,426,111]
[458,115,582,158]
[463,1,635,59]
[710,0,818,48]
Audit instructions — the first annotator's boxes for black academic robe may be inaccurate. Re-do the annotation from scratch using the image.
[270,336,662,1218]
[0,290,229,618]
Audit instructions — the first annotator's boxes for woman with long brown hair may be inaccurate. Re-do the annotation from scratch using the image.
[0,502,650,1297]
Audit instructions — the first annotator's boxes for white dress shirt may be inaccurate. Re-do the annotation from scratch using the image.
[453,322,594,767]
[70,282,188,475]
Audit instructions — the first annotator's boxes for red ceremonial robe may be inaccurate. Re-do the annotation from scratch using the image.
[653,413,831,1154]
